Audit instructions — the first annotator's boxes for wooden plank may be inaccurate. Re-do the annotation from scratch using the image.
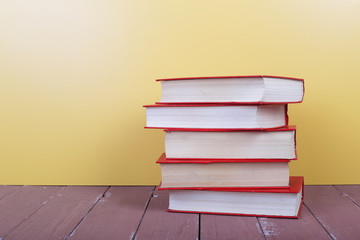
[135,187,199,240]
[258,205,331,240]
[335,185,360,206]
[304,185,360,239]
[4,186,107,240]
[0,186,63,238]
[67,186,154,240]
[201,214,264,240]
[0,185,21,200]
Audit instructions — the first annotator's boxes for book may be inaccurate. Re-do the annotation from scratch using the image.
[164,176,304,218]
[164,126,296,160]
[145,74,305,218]
[157,75,304,104]
[157,153,289,188]
[144,104,288,130]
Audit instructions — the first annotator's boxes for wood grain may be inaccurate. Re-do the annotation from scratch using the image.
[67,186,154,240]
[135,188,199,240]
[4,186,107,240]
[201,214,264,240]
[258,205,331,240]
[0,185,359,239]
[0,186,62,238]
[304,185,360,240]
[0,185,21,200]
[335,185,360,206]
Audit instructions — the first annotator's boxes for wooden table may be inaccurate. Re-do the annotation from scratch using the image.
[0,185,359,239]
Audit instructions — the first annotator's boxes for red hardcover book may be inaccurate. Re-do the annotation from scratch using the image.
[163,176,304,219]
[156,75,304,104]
[162,126,297,160]
[157,153,291,163]
[144,104,288,130]
[156,153,291,188]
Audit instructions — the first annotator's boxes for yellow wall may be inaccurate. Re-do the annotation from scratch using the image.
[1,1,360,185]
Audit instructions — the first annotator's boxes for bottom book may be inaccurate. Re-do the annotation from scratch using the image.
[160,176,304,218]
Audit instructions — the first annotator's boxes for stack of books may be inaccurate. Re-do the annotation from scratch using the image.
[144,75,305,218]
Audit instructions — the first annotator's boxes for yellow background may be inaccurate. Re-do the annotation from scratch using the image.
[1,1,359,185]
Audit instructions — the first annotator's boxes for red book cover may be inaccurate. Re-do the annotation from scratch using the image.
[159,176,303,193]
[156,153,292,163]
[156,75,304,82]
[160,126,297,161]
[155,75,305,105]
[162,124,295,133]
[144,104,289,131]
[164,176,304,219]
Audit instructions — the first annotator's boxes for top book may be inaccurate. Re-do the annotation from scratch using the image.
[157,75,304,104]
